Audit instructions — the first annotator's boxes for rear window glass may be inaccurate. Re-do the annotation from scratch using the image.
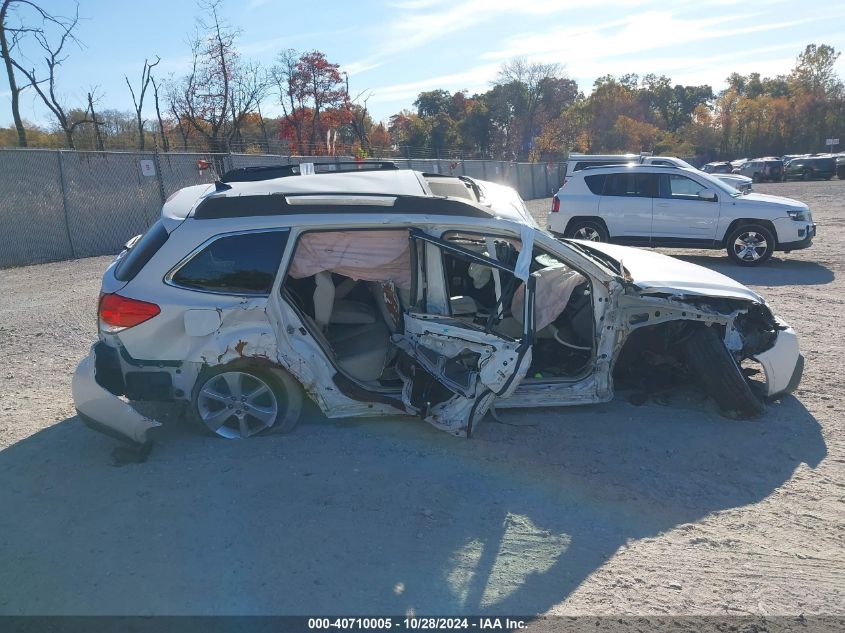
[584,174,607,195]
[114,220,169,282]
[171,230,289,294]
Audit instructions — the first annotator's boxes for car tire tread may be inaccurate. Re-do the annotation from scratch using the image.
[683,325,766,419]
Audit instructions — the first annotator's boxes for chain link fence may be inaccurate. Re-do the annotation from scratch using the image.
[0,149,564,268]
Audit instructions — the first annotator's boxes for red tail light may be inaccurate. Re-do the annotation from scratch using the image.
[99,293,160,330]
[551,195,560,213]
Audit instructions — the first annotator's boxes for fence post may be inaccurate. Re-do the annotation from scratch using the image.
[544,163,550,196]
[530,164,537,199]
[56,150,76,259]
[153,147,166,203]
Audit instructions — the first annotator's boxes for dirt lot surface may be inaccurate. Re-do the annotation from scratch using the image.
[0,180,842,617]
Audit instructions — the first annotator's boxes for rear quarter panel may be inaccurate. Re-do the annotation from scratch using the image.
[550,183,600,234]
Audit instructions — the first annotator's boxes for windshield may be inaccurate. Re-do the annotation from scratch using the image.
[696,170,743,198]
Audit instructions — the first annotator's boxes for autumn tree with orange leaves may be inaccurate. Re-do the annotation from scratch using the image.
[273,49,350,155]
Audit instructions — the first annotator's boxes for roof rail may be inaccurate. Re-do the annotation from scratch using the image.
[579,163,678,171]
[220,161,400,183]
[193,192,492,220]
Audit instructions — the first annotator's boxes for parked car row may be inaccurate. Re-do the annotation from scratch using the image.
[705,153,843,182]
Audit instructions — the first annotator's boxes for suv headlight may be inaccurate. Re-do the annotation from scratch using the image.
[788,209,807,221]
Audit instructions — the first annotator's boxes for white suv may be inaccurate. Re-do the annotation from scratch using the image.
[72,163,803,450]
[548,164,815,265]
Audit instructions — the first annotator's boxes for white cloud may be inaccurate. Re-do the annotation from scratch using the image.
[345,0,577,77]
[367,63,501,106]
[482,11,816,65]
[343,59,385,77]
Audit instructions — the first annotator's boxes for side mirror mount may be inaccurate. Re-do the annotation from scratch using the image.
[698,188,718,202]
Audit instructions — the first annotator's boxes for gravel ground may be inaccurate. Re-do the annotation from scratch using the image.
[0,180,842,617]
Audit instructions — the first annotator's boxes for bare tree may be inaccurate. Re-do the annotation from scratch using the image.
[0,0,26,146]
[168,88,189,151]
[226,59,268,148]
[86,88,104,150]
[1,0,82,147]
[256,102,270,152]
[8,3,93,148]
[150,75,169,151]
[125,55,160,150]
[170,0,239,153]
[346,72,373,153]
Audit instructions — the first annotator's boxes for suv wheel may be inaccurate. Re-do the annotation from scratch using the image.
[726,224,775,266]
[192,364,303,438]
[566,220,608,242]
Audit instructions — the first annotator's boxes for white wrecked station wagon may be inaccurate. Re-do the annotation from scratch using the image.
[72,163,804,447]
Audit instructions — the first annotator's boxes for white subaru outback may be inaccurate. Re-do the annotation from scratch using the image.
[72,163,804,448]
[548,164,816,265]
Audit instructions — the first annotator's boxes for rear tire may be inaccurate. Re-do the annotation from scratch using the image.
[191,363,303,439]
[565,219,609,242]
[726,223,775,266]
[683,325,766,419]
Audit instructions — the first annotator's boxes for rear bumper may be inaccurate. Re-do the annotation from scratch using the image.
[753,320,802,397]
[72,346,161,445]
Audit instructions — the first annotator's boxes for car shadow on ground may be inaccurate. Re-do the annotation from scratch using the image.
[0,395,826,616]
[672,254,835,286]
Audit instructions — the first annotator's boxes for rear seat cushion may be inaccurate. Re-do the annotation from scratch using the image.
[331,300,377,325]
[327,321,391,383]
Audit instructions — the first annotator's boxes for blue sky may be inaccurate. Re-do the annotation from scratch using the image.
[4,0,845,127]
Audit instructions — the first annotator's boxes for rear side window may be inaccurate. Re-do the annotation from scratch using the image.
[584,174,607,195]
[114,220,169,282]
[170,230,290,295]
[603,173,655,197]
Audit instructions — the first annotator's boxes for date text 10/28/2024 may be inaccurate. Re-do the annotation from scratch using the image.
[308,617,527,630]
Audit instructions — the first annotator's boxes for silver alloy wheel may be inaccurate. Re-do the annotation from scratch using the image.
[733,231,768,262]
[573,226,601,241]
[196,371,279,439]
